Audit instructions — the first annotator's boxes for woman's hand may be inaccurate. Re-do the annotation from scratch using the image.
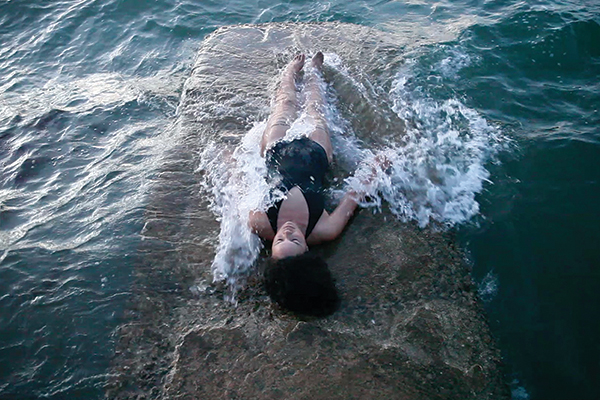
[356,153,392,185]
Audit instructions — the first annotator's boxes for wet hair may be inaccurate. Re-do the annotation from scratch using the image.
[263,253,339,317]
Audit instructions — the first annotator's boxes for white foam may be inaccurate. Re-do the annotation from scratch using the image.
[198,122,269,290]
[343,55,505,228]
[478,271,499,302]
[199,64,357,288]
[201,50,506,288]
[436,47,473,78]
[324,53,369,97]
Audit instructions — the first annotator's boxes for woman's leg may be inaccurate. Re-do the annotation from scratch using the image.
[305,52,333,163]
[260,54,305,155]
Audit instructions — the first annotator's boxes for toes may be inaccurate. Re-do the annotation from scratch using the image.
[312,51,324,66]
[289,53,305,72]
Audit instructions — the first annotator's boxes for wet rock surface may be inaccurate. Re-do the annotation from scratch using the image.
[108,23,509,400]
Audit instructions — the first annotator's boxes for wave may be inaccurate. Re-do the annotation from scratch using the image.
[343,51,506,228]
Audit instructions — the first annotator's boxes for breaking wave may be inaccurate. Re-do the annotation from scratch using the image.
[345,51,507,228]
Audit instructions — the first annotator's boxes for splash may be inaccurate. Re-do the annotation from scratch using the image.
[478,271,499,303]
[200,64,354,289]
[202,49,506,287]
[198,122,269,291]
[345,53,506,227]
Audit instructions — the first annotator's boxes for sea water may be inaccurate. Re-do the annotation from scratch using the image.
[1,1,599,399]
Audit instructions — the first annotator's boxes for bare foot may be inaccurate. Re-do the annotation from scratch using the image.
[287,53,305,75]
[311,51,324,70]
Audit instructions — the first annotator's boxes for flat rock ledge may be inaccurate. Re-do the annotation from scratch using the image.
[108,23,509,400]
[160,213,507,400]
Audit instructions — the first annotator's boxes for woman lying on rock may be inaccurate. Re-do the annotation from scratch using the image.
[249,52,380,317]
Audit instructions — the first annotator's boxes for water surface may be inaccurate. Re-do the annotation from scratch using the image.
[1,1,599,399]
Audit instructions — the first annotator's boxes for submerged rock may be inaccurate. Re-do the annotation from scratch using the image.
[108,23,509,400]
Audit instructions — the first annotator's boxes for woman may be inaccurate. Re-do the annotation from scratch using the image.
[249,52,364,316]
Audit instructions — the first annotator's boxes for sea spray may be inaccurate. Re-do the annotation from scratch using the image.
[344,54,506,227]
[478,271,499,303]
[198,122,269,293]
[201,50,506,288]
[200,62,357,289]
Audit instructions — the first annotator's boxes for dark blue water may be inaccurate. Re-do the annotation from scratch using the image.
[1,1,599,399]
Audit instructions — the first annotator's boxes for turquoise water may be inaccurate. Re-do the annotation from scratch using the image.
[1,0,599,399]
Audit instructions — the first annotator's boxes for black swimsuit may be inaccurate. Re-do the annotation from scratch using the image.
[265,137,329,238]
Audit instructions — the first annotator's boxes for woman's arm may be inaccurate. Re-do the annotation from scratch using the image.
[308,191,360,244]
[309,154,390,244]
[249,210,275,241]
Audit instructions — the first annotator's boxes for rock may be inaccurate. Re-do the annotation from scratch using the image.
[108,22,509,400]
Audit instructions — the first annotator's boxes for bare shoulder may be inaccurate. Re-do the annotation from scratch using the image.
[249,210,275,240]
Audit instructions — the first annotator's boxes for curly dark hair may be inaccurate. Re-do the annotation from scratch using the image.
[263,253,340,317]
